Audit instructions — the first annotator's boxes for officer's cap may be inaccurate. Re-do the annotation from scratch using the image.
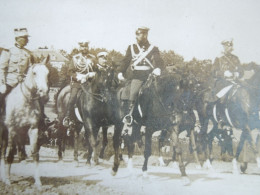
[221,39,233,47]
[78,41,89,47]
[136,26,150,35]
[97,51,108,58]
[14,28,30,38]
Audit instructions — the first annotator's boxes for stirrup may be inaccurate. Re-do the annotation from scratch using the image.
[122,114,133,125]
[62,116,70,127]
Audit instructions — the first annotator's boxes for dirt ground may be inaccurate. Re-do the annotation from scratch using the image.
[1,146,260,195]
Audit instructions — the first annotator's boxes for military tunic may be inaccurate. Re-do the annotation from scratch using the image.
[213,53,242,79]
[118,41,164,81]
[0,45,32,87]
[118,41,164,101]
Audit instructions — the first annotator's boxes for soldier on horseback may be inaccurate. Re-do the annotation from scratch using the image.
[212,39,243,128]
[63,41,96,127]
[117,26,165,124]
[0,28,33,105]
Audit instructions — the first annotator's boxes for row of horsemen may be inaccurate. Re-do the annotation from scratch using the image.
[0,27,259,178]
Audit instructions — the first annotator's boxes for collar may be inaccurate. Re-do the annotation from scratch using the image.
[96,64,108,70]
[15,43,24,49]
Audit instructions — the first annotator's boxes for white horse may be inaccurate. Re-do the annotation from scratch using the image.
[0,56,49,189]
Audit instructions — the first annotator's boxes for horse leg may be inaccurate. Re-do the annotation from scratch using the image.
[232,130,247,174]
[142,126,153,177]
[240,140,248,173]
[73,129,79,163]
[127,123,142,171]
[190,129,202,169]
[111,123,123,175]
[28,127,41,189]
[99,126,108,159]
[0,124,7,182]
[4,128,16,185]
[158,130,166,166]
[170,125,190,185]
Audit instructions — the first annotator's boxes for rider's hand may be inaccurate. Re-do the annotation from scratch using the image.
[118,72,125,81]
[152,68,161,76]
[234,72,240,78]
[87,72,96,78]
[224,70,233,78]
[0,84,7,94]
[76,73,84,81]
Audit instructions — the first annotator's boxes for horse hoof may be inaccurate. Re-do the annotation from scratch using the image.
[5,179,11,186]
[256,157,260,168]
[181,176,191,186]
[73,160,79,167]
[34,182,42,191]
[142,171,148,178]
[158,157,166,167]
[111,169,117,176]
[240,162,248,173]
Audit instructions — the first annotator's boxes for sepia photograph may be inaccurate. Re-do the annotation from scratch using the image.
[0,0,260,194]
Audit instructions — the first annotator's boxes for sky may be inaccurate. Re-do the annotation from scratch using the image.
[0,0,260,63]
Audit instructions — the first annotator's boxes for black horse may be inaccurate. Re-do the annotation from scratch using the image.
[124,73,200,184]
[55,70,113,164]
[195,64,260,173]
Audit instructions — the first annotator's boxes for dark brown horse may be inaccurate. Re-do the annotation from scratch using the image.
[195,64,260,173]
[126,73,199,184]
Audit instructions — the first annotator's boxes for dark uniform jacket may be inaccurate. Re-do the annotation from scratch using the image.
[213,53,242,79]
[67,53,95,88]
[118,41,164,81]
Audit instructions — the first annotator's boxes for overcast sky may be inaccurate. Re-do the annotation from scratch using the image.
[0,0,260,63]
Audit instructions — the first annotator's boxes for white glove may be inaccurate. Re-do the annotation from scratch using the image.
[224,70,233,78]
[87,72,96,78]
[234,72,240,78]
[76,73,85,81]
[118,72,125,81]
[152,68,161,76]
[0,84,7,94]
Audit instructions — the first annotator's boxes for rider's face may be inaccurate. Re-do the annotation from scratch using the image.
[80,46,89,55]
[16,36,29,47]
[223,44,233,54]
[98,55,107,66]
[136,32,148,44]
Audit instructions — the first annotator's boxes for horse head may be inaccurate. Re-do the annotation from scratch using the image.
[24,55,50,98]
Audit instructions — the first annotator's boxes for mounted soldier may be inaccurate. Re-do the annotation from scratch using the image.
[117,26,165,124]
[212,39,244,128]
[63,42,96,127]
[0,28,34,106]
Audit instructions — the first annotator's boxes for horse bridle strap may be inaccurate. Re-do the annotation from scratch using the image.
[20,82,40,102]
[80,84,106,102]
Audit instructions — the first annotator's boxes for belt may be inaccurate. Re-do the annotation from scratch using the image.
[131,65,151,71]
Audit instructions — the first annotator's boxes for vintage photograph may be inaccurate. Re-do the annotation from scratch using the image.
[0,0,260,194]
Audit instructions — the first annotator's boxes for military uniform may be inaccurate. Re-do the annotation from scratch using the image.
[0,45,33,109]
[118,41,164,101]
[213,52,242,94]
[64,52,96,122]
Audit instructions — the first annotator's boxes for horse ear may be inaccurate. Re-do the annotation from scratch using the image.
[42,54,50,65]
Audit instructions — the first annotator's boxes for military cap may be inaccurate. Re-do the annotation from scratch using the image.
[97,51,108,58]
[78,41,89,47]
[14,28,30,37]
[221,39,233,47]
[136,26,150,34]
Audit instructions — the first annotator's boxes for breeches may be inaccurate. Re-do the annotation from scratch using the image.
[129,79,144,101]
[66,86,80,116]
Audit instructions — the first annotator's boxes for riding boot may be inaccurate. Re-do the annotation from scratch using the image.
[122,101,134,125]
